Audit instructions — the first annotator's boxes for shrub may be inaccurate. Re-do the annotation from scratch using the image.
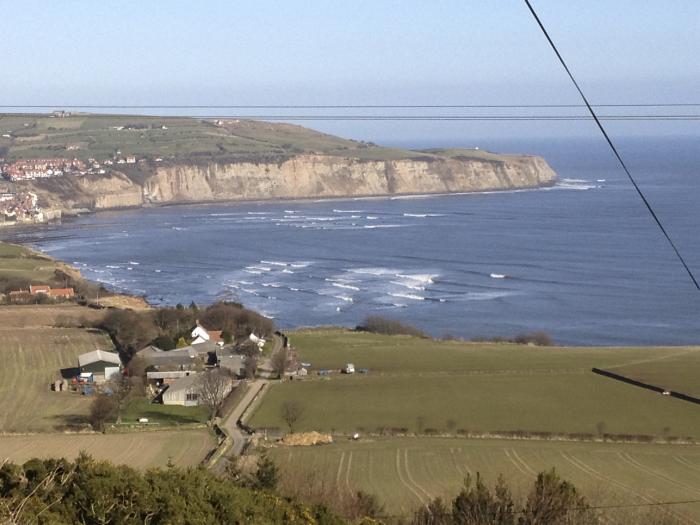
[514,331,553,346]
[357,316,427,337]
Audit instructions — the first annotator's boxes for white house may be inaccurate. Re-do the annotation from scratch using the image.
[191,325,211,345]
[249,333,266,350]
[191,324,223,346]
[162,374,201,406]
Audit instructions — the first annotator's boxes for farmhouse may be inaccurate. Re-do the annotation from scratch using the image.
[78,349,121,383]
[162,374,201,406]
[29,285,75,298]
[191,324,223,345]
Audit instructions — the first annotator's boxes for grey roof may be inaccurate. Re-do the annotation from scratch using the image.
[218,354,245,372]
[146,370,196,380]
[165,374,201,394]
[137,341,216,368]
[78,350,121,368]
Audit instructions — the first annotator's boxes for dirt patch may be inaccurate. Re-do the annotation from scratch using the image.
[96,294,151,310]
[281,431,333,446]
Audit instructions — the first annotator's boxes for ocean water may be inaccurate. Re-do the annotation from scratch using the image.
[5,136,699,346]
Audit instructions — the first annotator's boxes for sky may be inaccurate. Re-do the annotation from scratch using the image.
[1,0,699,144]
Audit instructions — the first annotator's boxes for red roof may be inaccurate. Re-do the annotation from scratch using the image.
[48,288,75,298]
[29,285,51,294]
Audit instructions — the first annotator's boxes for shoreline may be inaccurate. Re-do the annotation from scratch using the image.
[1,178,558,232]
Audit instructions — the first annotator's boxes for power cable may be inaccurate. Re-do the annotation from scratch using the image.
[1,103,700,109]
[523,0,699,290]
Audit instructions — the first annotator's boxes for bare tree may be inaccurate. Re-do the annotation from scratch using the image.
[271,346,289,378]
[244,354,258,379]
[280,400,305,433]
[197,368,235,422]
[89,395,117,432]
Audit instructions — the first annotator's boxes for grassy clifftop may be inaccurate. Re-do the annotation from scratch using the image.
[0,113,520,164]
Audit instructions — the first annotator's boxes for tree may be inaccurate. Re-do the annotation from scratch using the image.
[89,395,117,432]
[244,354,258,379]
[222,330,233,344]
[280,400,305,433]
[254,453,278,490]
[271,346,289,378]
[197,368,235,421]
[107,373,136,424]
[520,469,594,525]
[176,336,188,348]
[152,334,176,350]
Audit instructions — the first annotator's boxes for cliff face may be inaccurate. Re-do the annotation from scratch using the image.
[142,154,556,205]
[25,154,556,211]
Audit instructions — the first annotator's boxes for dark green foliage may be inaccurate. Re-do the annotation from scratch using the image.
[520,469,595,525]
[412,470,593,525]
[152,334,176,350]
[254,452,279,491]
[0,455,342,524]
[357,316,428,338]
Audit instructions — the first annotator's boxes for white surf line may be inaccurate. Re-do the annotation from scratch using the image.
[345,451,353,490]
[395,448,427,507]
[336,451,346,487]
[509,448,538,477]
[504,449,530,477]
[618,452,700,497]
[561,452,698,525]
[404,448,434,502]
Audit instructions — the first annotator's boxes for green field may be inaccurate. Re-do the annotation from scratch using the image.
[0,113,504,164]
[270,437,700,522]
[121,399,209,426]
[606,348,700,397]
[0,242,62,282]
[250,330,700,438]
[0,326,114,432]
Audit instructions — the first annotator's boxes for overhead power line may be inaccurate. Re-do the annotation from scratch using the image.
[2,113,698,121]
[1,103,700,109]
[523,0,699,290]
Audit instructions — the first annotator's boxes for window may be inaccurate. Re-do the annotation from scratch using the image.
[186,393,199,402]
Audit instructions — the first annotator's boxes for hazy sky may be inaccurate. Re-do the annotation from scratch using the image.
[2,1,698,143]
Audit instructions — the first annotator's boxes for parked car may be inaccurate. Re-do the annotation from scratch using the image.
[344,363,355,374]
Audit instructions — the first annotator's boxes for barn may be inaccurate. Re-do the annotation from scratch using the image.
[78,350,122,383]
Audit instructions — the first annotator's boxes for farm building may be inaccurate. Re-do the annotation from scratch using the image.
[146,370,197,388]
[78,349,121,383]
[217,354,246,377]
[136,341,215,370]
[162,374,201,406]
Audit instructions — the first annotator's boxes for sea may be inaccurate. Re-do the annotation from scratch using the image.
[4,136,699,346]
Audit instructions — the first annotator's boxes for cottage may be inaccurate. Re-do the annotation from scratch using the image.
[191,324,223,345]
[78,350,121,383]
[162,374,201,406]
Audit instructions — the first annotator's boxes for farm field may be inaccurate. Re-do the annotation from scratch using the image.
[250,330,700,438]
[0,327,114,432]
[0,304,106,327]
[0,242,63,282]
[0,429,214,468]
[270,437,700,522]
[606,348,700,397]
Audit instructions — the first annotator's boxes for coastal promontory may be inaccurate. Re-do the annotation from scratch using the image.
[0,114,556,215]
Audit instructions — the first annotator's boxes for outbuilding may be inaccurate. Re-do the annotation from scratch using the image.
[78,350,121,383]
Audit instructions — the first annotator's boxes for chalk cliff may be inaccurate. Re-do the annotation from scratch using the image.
[21,153,556,211]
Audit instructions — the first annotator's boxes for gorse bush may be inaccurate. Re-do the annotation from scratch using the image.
[357,316,428,337]
[0,454,343,525]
